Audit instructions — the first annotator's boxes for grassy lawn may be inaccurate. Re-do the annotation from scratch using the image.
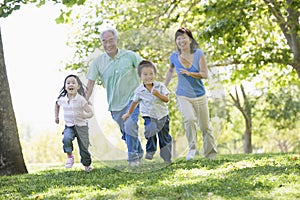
[1,153,299,200]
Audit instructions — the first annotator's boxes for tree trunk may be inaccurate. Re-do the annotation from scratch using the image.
[229,84,253,154]
[0,27,28,175]
[244,121,252,153]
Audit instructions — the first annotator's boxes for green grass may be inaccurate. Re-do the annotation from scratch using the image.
[1,153,299,200]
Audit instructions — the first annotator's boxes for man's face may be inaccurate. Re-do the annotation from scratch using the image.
[101,31,118,57]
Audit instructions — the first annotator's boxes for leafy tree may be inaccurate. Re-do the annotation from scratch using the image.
[0,0,87,175]
[54,0,300,154]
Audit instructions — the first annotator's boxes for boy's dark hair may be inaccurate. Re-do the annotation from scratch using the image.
[57,74,86,99]
[137,60,157,77]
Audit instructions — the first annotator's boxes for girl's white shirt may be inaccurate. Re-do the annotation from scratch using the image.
[57,93,88,126]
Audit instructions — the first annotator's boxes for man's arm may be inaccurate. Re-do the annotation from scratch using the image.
[86,80,95,101]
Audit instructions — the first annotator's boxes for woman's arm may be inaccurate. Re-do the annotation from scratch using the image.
[164,64,175,86]
[180,55,208,79]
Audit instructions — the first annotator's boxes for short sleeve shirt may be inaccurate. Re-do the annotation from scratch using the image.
[170,49,206,98]
[133,81,169,120]
[87,49,142,111]
[57,94,88,127]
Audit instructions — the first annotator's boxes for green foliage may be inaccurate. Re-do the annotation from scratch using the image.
[0,0,22,18]
[264,85,300,129]
[0,153,299,199]
[48,0,300,153]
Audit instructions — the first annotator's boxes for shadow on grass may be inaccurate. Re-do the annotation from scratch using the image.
[0,153,299,199]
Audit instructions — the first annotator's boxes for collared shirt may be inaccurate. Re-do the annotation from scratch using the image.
[57,94,88,127]
[87,49,142,111]
[133,81,169,120]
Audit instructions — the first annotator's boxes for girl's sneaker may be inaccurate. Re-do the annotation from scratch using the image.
[84,165,92,172]
[65,156,74,168]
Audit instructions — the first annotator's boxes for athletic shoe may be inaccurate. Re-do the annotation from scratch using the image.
[84,165,92,172]
[145,153,154,160]
[65,156,74,168]
[128,160,140,167]
[186,150,196,161]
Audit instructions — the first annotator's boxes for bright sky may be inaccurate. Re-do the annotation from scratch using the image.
[1,4,82,134]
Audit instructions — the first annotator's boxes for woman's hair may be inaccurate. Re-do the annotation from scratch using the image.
[57,74,86,99]
[137,60,157,77]
[175,27,198,54]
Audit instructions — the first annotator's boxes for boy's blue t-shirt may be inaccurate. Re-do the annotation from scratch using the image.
[170,49,206,98]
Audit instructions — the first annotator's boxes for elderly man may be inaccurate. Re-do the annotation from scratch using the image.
[86,28,143,166]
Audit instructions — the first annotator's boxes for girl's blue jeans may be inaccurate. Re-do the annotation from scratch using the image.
[62,125,91,166]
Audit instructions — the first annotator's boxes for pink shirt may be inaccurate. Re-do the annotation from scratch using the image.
[57,94,88,126]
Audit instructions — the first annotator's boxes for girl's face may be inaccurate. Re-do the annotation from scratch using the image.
[175,33,191,51]
[141,66,155,85]
[65,76,80,95]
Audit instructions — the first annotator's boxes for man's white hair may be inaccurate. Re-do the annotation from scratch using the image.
[100,28,119,41]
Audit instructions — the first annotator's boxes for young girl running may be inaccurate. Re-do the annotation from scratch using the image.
[55,74,93,172]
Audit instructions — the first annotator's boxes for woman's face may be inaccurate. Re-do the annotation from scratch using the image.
[175,33,191,51]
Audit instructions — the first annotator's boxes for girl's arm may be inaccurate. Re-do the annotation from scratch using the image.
[54,102,60,124]
[164,64,175,86]
[122,101,139,120]
[152,90,169,103]
[180,55,208,79]
[83,103,94,119]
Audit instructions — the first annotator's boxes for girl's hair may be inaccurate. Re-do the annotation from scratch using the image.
[175,27,199,54]
[137,60,157,77]
[57,74,86,99]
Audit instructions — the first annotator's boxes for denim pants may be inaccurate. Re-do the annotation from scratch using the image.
[143,115,172,162]
[176,95,217,157]
[62,125,91,166]
[111,101,144,162]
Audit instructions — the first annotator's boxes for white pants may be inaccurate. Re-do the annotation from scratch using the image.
[176,95,217,157]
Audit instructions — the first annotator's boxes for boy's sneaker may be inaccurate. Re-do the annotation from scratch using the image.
[128,160,140,167]
[84,165,92,172]
[65,156,74,168]
[186,149,196,161]
[145,153,154,160]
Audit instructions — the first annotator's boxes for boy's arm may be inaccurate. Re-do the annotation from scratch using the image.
[152,90,169,102]
[54,102,60,124]
[122,101,139,120]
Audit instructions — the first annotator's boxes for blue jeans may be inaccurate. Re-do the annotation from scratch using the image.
[111,101,144,162]
[62,125,91,166]
[143,115,172,162]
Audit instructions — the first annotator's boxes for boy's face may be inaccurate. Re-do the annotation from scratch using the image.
[141,66,155,85]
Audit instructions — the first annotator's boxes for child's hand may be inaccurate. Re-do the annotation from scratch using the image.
[122,113,130,120]
[55,117,59,124]
[151,89,160,96]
